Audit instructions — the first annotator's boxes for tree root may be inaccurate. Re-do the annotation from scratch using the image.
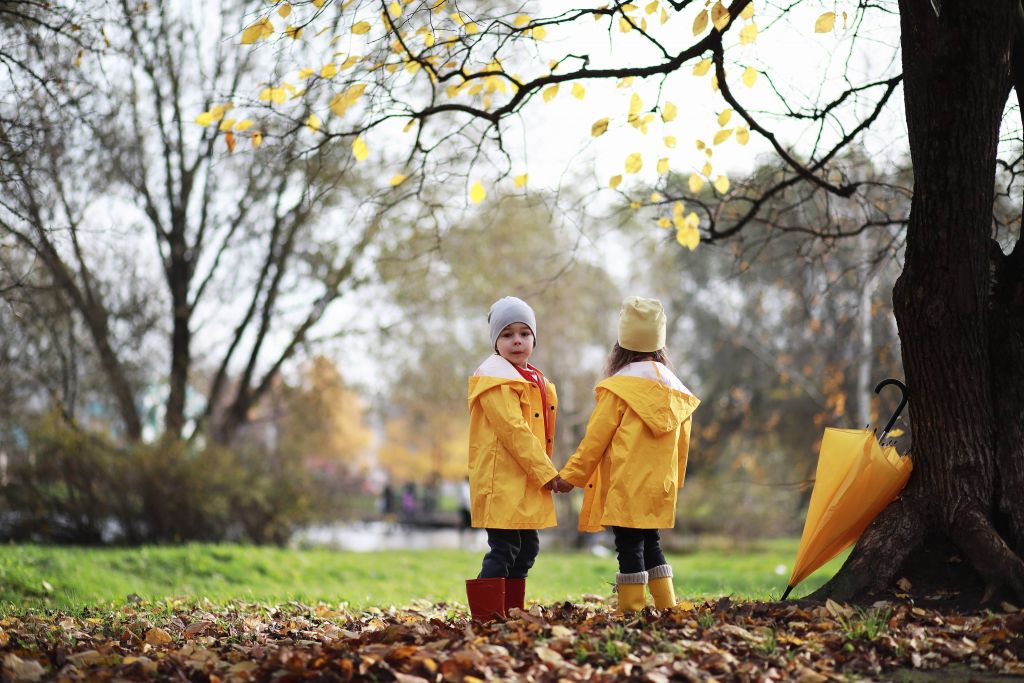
[949,506,1024,603]
[807,498,924,603]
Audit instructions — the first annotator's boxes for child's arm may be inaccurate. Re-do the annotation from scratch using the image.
[478,385,560,489]
[560,390,625,487]
[677,415,693,488]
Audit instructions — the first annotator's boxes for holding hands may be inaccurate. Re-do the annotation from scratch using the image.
[544,475,575,493]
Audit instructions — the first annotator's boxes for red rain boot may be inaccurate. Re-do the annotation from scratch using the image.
[465,578,506,620]
[505,578,526,613]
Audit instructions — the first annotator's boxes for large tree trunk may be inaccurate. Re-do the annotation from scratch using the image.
[811,0,1024,604]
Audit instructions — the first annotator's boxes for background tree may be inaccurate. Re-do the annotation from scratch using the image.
[241,0,1024,601]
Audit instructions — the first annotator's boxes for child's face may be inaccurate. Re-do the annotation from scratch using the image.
[495,322,535,368]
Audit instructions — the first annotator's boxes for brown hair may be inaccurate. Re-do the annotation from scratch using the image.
[603,343,672,378]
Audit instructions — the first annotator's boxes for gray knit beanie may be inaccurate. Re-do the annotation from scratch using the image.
[488,297,537,351]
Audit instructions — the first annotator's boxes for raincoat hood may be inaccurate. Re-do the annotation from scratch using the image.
[468,354,534,405]
[597,362,699,434]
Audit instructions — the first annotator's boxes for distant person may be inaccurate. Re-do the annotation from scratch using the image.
[465,296,571,620]
[457,477,472,534]
[401,482,417,518]
[559,297,700,613]
[380,483,397,517]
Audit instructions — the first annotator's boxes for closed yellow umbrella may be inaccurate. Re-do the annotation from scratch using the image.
[782,379,913,600]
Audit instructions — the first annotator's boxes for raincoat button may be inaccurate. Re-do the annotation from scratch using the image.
[534,412,540,418]
[588,483,593,488]
[550,406,555,410]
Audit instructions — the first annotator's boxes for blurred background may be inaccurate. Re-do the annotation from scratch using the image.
[0,1,915,561]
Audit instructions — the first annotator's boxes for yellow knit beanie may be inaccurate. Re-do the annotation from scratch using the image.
[617,296,666,352]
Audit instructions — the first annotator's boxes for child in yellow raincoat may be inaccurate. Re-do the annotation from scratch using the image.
[560,297,699,612]
[465,296,570,620]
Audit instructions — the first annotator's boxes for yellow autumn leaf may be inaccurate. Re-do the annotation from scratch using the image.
[664,135,677,148]
[695,139,706,150]
[195,112,214,127]
[711,73,719,91]
[321,63,338,78]
[660,6,668,23]
[306,113,321,132]
[688,172,705,193]
[645,0,659,13]
[657,157,669,175]
[278,3,291,17]
[657,217,672,228]
[514,174,528,188]
[711,1,730,30]
[888,428,905,437]
[241,17,273,45]
[235,119,254,132]
[619,16,633,32]
[388,1,402,18]
[713,175,730,193]
[741,2,755,19]
[736,126,750,144]
[466,22,479,33]
[513,14,531,27]
[815,11,835,33]
[629,92,643,116]
[352,21,371,35]
[469,181,486,204]
[701,161,713,176]
[313,0,325,6]
[617,77,634,88]
[676,225,700,250]
[609,175,623,189]
[739,22,757,44]
[662,101,678,122]
[630,200,642,209]
[298,67,314,79]
[742,66,758,87]
[390,174,408,186]
[218,117,236,132]
[532,25,547,39]
[251,131,263,147]
[571,83,586,100]
[672,200,685,219]
[650,191,663,202]
[693,59,712,76]
[625,152,643,174]
[591,117,610,137]
[543,84,559,102]
[692,10,709,35]
[352,136,368,161]
[717,108,732,126]
[330,83,367,117]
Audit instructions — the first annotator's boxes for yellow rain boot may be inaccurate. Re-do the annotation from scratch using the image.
[615,571,648,613]
[647,564,676,609]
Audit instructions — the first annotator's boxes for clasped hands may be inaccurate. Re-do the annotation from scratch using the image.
[544,475,574,493]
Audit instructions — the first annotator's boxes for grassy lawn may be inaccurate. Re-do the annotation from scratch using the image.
[0,538,846,613]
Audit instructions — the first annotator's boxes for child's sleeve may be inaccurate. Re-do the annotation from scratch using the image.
[560,390,625,487]
[478,385,559,489]
[677,414,693,488]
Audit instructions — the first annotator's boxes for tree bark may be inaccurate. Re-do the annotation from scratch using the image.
[811,0,1024,604]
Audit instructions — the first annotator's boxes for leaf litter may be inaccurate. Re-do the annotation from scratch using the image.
[1,597,1022,681]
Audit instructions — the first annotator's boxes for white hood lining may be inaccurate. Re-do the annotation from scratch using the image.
[614,361,694,396]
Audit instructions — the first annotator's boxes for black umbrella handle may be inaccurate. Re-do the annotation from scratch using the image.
[874,378,908,442]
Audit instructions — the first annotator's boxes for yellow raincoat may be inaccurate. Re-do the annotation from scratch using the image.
[467,354,559,529]
[561,361,699,532]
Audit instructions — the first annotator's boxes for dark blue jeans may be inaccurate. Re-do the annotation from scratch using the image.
[479,529,540,579]
[611,526,667,574]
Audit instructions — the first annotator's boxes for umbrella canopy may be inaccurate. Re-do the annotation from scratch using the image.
[782,379,913,599]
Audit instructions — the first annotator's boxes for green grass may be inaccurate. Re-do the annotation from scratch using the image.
[0,538,846,613]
